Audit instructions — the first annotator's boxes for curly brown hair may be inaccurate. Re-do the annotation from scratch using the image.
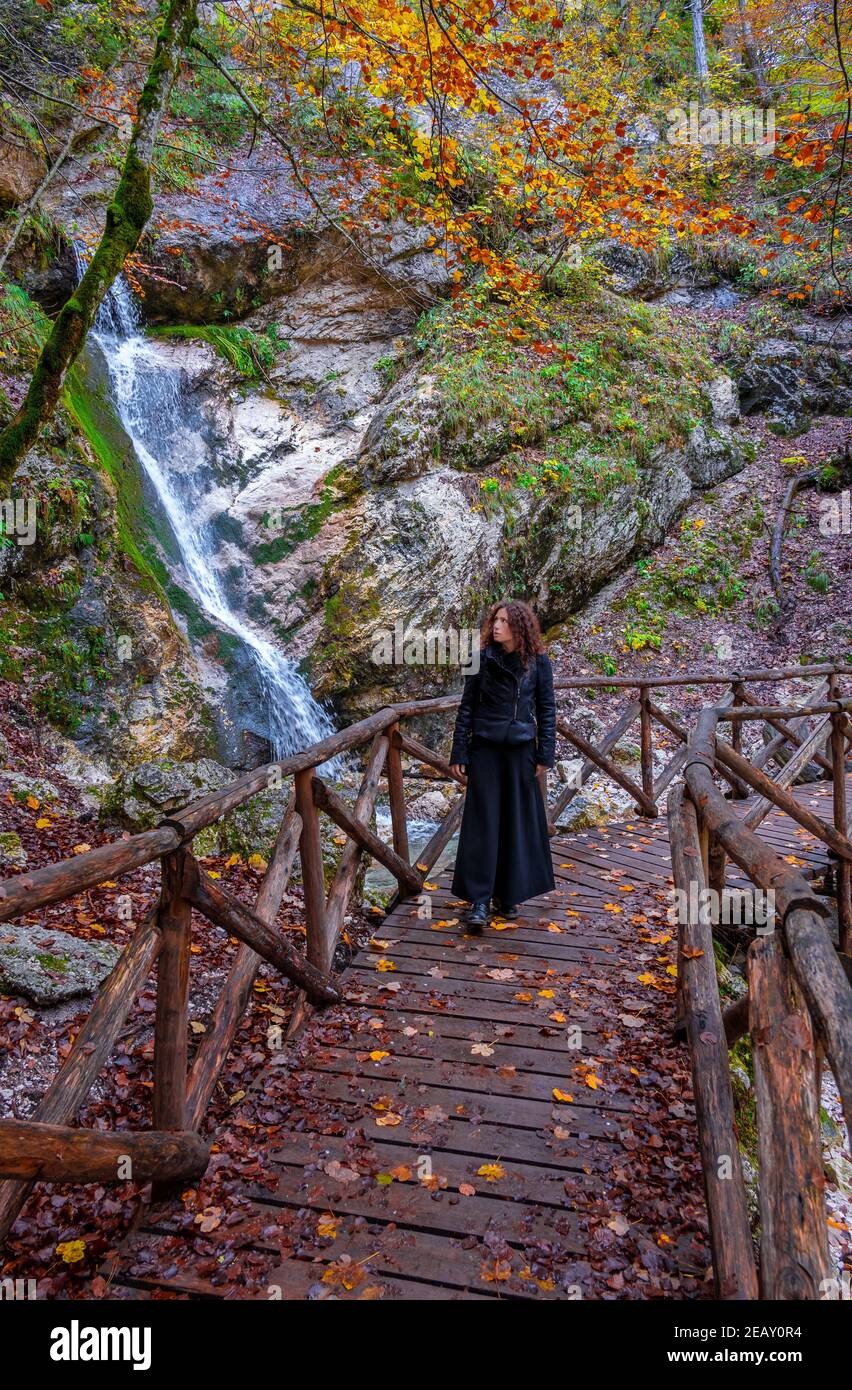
[480,600,545,667]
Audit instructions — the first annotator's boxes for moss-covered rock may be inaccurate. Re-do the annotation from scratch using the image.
[0,831,26,869]
[0,924,120,1005]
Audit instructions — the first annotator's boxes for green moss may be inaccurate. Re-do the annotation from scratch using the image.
[613,498,765,655]
[149,322,288,378]
[36,951,69,971]
[63,360,175,605]
[416,282,714,484]
[253,463,362,565]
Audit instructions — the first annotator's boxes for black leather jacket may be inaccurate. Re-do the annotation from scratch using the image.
[449,644,557,768]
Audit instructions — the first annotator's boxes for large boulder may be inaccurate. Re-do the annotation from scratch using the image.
[102,757,294,861]
[589,239,662,298]
[738,333,852,433]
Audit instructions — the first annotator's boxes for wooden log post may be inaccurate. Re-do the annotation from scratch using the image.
[180,855,339,1006]
[311,776,422,897]
[295,766,331,974]
[666,786,758,1299]
[748,935,833,1298]
[730,679,749,797]
[186,802,302,1129]
[667,785,690,1040]
[708,834,727,926]
[287,735,389,1041]
[0,1120,209,1185]
[639,685,656,816]
[831,708,852,955]
[386,723,410,865]
[556,718,656,818]
[0,910,161,1244]
[153,851,192,1139]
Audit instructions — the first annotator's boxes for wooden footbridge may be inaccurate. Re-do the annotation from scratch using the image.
[1,663,851,1300]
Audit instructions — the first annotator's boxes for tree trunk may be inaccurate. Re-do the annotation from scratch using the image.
[0,0,198,490]
[690,0,710,97]
[736,0,772,105]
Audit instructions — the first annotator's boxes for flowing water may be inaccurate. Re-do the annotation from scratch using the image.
[86,268,335,759]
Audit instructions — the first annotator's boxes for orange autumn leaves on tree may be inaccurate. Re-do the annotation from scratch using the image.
[225,0,755,295]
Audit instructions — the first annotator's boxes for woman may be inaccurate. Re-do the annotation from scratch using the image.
[449,600,556,929]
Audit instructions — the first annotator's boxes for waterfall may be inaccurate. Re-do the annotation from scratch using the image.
[85,266,336,760]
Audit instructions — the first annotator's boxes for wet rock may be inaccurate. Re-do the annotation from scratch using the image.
[102,757,306,864]
[0,925,120,1005]
[358,370,441,485]
[407,788,453,822]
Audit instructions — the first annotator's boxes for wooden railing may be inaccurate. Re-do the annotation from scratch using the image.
[669,680,852,1300]
[0,662,850,1264]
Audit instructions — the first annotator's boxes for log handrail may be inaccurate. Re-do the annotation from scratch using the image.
[1,661,851,1249]
[673,679,852,1301]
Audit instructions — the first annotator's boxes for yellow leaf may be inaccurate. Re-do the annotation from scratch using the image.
[56,1239,86,1264]
[72,843,92,855]
[369,1050,390,1061]
[476,1163,505,1182]
[552,1088,574,1103]
[26,795,39,810]
[376,1112,402,1127]
[35,817,51,829]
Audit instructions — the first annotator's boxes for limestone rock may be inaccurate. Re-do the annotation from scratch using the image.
[0,925,120,1006]
[738,334,852,434]
[0,772,62,806]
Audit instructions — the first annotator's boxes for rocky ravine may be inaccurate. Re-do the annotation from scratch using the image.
[8,143,852,779]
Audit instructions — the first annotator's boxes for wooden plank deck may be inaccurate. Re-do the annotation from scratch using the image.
[104,779,839,1300]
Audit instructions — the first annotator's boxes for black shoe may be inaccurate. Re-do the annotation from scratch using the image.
[464,900,489,932]
[492,899,519,920]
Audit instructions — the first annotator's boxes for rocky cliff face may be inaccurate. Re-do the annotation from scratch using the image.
[6,135,845,771]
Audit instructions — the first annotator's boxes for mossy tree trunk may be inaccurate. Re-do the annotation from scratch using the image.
[0,0,198,492]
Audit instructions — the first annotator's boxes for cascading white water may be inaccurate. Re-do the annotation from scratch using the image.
[87,269,336,759]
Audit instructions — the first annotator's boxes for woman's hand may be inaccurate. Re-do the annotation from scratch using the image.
[450,764,468,784]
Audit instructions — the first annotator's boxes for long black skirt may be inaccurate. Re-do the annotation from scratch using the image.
[451,736,556,907]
